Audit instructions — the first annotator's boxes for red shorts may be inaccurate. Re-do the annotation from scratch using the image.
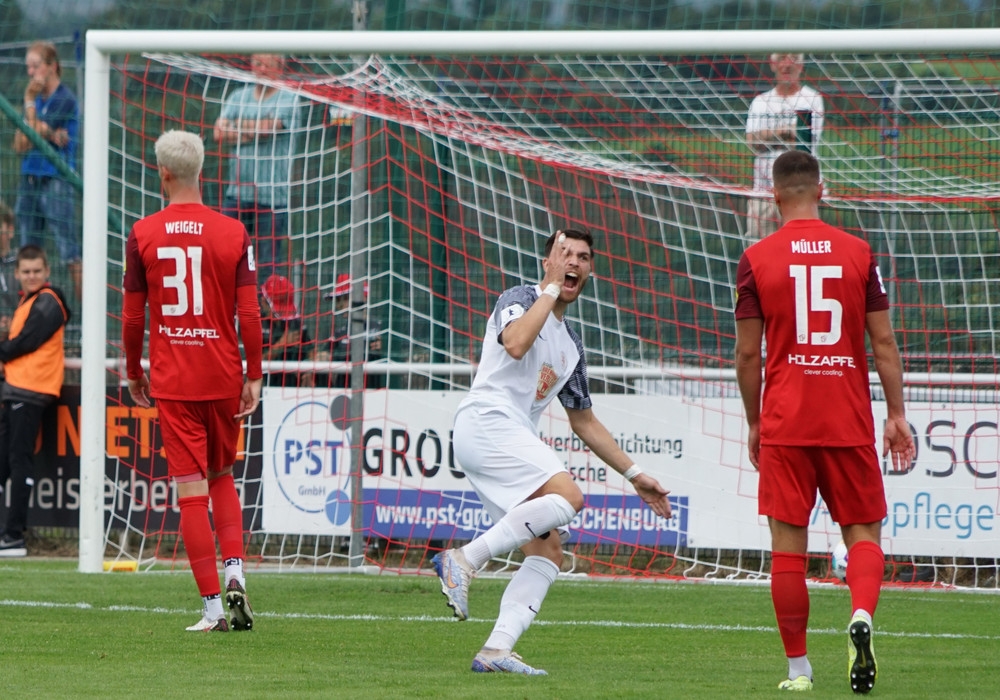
[757,444,887,527]
[156,397,242,482]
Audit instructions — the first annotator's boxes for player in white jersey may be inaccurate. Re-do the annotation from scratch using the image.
[745,52,825,239]
[432,228,673,675]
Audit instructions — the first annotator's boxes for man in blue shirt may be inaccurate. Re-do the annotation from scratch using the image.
[14,41,80,299]
[213,54,300,280]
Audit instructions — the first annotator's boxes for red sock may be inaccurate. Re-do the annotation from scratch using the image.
[209,474,245,562]
[771,552,809,658]
[178,495,220,597]
[846,540,884,617]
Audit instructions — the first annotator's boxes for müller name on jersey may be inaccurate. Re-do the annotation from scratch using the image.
[163,220,205,235]
[790,239,831,254]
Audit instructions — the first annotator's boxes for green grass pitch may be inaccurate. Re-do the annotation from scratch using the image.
[0,559,995,698]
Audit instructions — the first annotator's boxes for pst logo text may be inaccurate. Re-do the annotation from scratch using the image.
[272,401,352,526]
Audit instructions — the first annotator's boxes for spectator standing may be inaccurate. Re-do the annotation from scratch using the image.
[745,52,825,240]
[310,273,384,389]
[0,245,70,556]
[734,150,914,693]
[213,53,300,280]
[14,41,81,299]
[122,130,263,632]
[260,273,312,388]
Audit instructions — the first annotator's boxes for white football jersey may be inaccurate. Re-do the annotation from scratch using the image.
[457,284,592,429]
[746,85,825,191]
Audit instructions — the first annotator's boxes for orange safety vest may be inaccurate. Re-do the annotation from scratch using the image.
[4,287,67,398]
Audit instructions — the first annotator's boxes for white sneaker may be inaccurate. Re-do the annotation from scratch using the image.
[778,675,813,691]
[185,615,229,632]
[431,549,475,620]
[471,649,547,676]
[0,534,27,558]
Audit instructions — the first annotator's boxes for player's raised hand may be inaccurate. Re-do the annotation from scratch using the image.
[542,231,570,289]
[632,473,672,519]
[883,414,915,473]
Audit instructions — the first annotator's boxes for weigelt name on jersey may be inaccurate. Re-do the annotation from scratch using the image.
[163,220,205,235]
[790,239,831,254]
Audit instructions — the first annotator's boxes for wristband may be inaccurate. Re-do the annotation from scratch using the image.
[542,283,561,300]
[622,465,643,483]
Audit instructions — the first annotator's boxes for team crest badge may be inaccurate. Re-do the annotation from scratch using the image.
[536,363,557,400]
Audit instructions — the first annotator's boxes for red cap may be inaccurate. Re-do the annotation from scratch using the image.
[326,272,368,299]
[261,274,298,319]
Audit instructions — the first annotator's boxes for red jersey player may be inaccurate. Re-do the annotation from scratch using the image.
[122,130,263,632]
[734,150,914,694]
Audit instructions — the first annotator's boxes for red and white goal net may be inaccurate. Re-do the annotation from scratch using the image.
[82,31,1000,586]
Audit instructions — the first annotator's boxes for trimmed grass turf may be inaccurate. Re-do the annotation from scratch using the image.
[0,559,995,698]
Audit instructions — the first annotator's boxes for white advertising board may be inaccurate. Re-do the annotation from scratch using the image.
[262,389,999,556]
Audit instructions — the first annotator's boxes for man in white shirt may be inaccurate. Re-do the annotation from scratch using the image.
[431,228,673,675]
[745,53,825,239]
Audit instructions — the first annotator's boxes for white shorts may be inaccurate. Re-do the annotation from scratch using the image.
[453,406,566,523]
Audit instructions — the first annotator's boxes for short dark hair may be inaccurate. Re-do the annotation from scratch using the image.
[16,244,48,267]
[544,228,594,257]
[772,150,820,192]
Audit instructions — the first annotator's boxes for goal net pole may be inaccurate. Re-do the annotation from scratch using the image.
[79,40,112,573]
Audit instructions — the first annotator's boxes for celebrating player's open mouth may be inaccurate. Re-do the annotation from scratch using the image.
[563,271,580,293]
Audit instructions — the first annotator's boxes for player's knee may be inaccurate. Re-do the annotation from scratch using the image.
[524,533,564,565]
[563,489,584,513]
[541,491,581,522]
[209,466,234,481]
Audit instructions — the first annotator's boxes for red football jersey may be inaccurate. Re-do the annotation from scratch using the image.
[123,202,257,400]
[735,219,889,447]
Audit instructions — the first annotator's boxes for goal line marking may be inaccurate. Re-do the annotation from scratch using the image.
[0,598,996,641]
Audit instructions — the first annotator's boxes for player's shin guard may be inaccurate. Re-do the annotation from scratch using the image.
[179,494,221,597]
[485,556,560,651]
[846,540,885,618]
[771,551,810,658]
[208,473,245,562]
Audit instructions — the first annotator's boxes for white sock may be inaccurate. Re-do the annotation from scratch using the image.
[852,609,873,626]
[463,494,577,570]
[204,594,225,620]
[224,557,245,588]
[788,654,812,680]
[484,556,560,651]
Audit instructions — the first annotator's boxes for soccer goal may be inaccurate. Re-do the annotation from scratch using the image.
[81,29,1000,587]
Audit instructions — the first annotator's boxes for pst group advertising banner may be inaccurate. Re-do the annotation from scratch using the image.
[261,389,999,557]
[260,390,689,546]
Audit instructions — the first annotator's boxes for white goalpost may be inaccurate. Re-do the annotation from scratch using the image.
[80,29,1000,586]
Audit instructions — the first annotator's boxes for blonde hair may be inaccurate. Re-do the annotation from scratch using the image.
[154,130,204,183]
